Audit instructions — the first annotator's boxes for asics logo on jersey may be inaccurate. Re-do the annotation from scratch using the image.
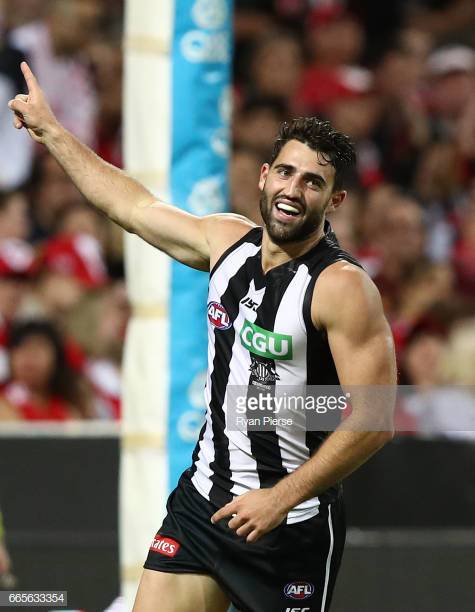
[240,296,259,312]
[208,302,232,330]
[284,581,314,599]
[240,319,293,360]
[149,535,180,557]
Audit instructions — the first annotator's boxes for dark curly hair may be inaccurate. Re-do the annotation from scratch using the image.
[8,319,91,417]
[269,117,356,191]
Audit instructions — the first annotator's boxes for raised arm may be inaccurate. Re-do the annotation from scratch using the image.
[8,62,252,270]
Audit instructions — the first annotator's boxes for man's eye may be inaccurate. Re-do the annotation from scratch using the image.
[278,168,290,176]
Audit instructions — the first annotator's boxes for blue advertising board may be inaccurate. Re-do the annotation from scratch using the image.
[169,0,233,489]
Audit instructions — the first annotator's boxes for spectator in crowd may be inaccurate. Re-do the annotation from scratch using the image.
[26,226,108,321]
[65,282,129,419]
[371,29,432,188]
[233,0,279,90]
[0,227,36,382]
[0,190,31,242]
[88,34,123,167]
[247,30,304,103]
[391,262,456,355]
[0,319,93,420]
[426,45,475,140]
[401,327,446,387]
[356,184,400,266]
[295,2,365,115]
[233,96,288,161]
[400,323,475,439]
[55,202,106,243]
[361,193,427,316]
[29,155,85,241]
[230,147,264,225]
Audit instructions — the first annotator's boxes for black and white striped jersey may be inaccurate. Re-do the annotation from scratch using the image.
[190,222,361,524]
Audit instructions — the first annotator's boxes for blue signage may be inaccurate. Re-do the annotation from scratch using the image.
[169,0,233,489]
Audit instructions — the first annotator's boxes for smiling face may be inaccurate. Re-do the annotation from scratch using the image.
[258,140,346,244]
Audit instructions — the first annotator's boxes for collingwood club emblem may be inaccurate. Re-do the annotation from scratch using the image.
[249,356,280,386]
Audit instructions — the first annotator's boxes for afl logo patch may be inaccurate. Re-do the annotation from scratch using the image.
[207,302,232,330]
[284,581,315,600]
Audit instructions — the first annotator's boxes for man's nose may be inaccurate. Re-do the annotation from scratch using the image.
[282,175,302,199]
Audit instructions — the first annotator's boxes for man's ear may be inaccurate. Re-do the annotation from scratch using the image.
[258,163,270,191]
[328,190,347,211]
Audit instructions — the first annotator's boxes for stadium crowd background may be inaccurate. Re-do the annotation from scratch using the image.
[0,0,474,429]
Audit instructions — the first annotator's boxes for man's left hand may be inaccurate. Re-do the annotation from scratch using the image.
[211,488,287,543]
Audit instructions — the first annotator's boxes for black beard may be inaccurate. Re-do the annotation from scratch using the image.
[259,192,325,244]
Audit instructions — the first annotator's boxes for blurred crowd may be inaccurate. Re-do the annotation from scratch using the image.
[0,0,474,429]
[0,0,125,420]
[230,0,475,437]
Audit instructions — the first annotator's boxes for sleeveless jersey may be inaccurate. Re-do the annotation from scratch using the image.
[190,222,362,524]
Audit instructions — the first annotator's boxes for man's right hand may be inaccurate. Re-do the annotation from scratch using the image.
[8,62,59,144]
[6,62,253,271]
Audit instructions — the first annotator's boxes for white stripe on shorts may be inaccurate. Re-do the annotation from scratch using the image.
[321,504,334,612]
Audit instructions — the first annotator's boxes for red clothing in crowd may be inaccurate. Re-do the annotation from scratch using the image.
[0,381,73,421]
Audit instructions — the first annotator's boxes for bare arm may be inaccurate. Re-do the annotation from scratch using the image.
[8,62,253,270]
[271,262,396,511]
[212,262,396,541]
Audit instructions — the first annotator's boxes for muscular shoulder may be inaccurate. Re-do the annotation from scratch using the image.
[312,260,384,335]
[204,213,257,270]
[312,260,396,386]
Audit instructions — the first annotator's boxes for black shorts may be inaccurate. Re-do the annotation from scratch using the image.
[144,470,345,612]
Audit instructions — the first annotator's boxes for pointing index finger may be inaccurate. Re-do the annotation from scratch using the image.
[21,61,39,96]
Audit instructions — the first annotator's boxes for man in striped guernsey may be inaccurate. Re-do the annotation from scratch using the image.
[9,71,396,612]
[138,119,396,612]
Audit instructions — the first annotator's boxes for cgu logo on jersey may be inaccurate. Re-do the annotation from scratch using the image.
[207,301,232,330]
[149,535,181,557]
[240,319,293,360]
[284,608,310,612]
[284,581,315,600]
